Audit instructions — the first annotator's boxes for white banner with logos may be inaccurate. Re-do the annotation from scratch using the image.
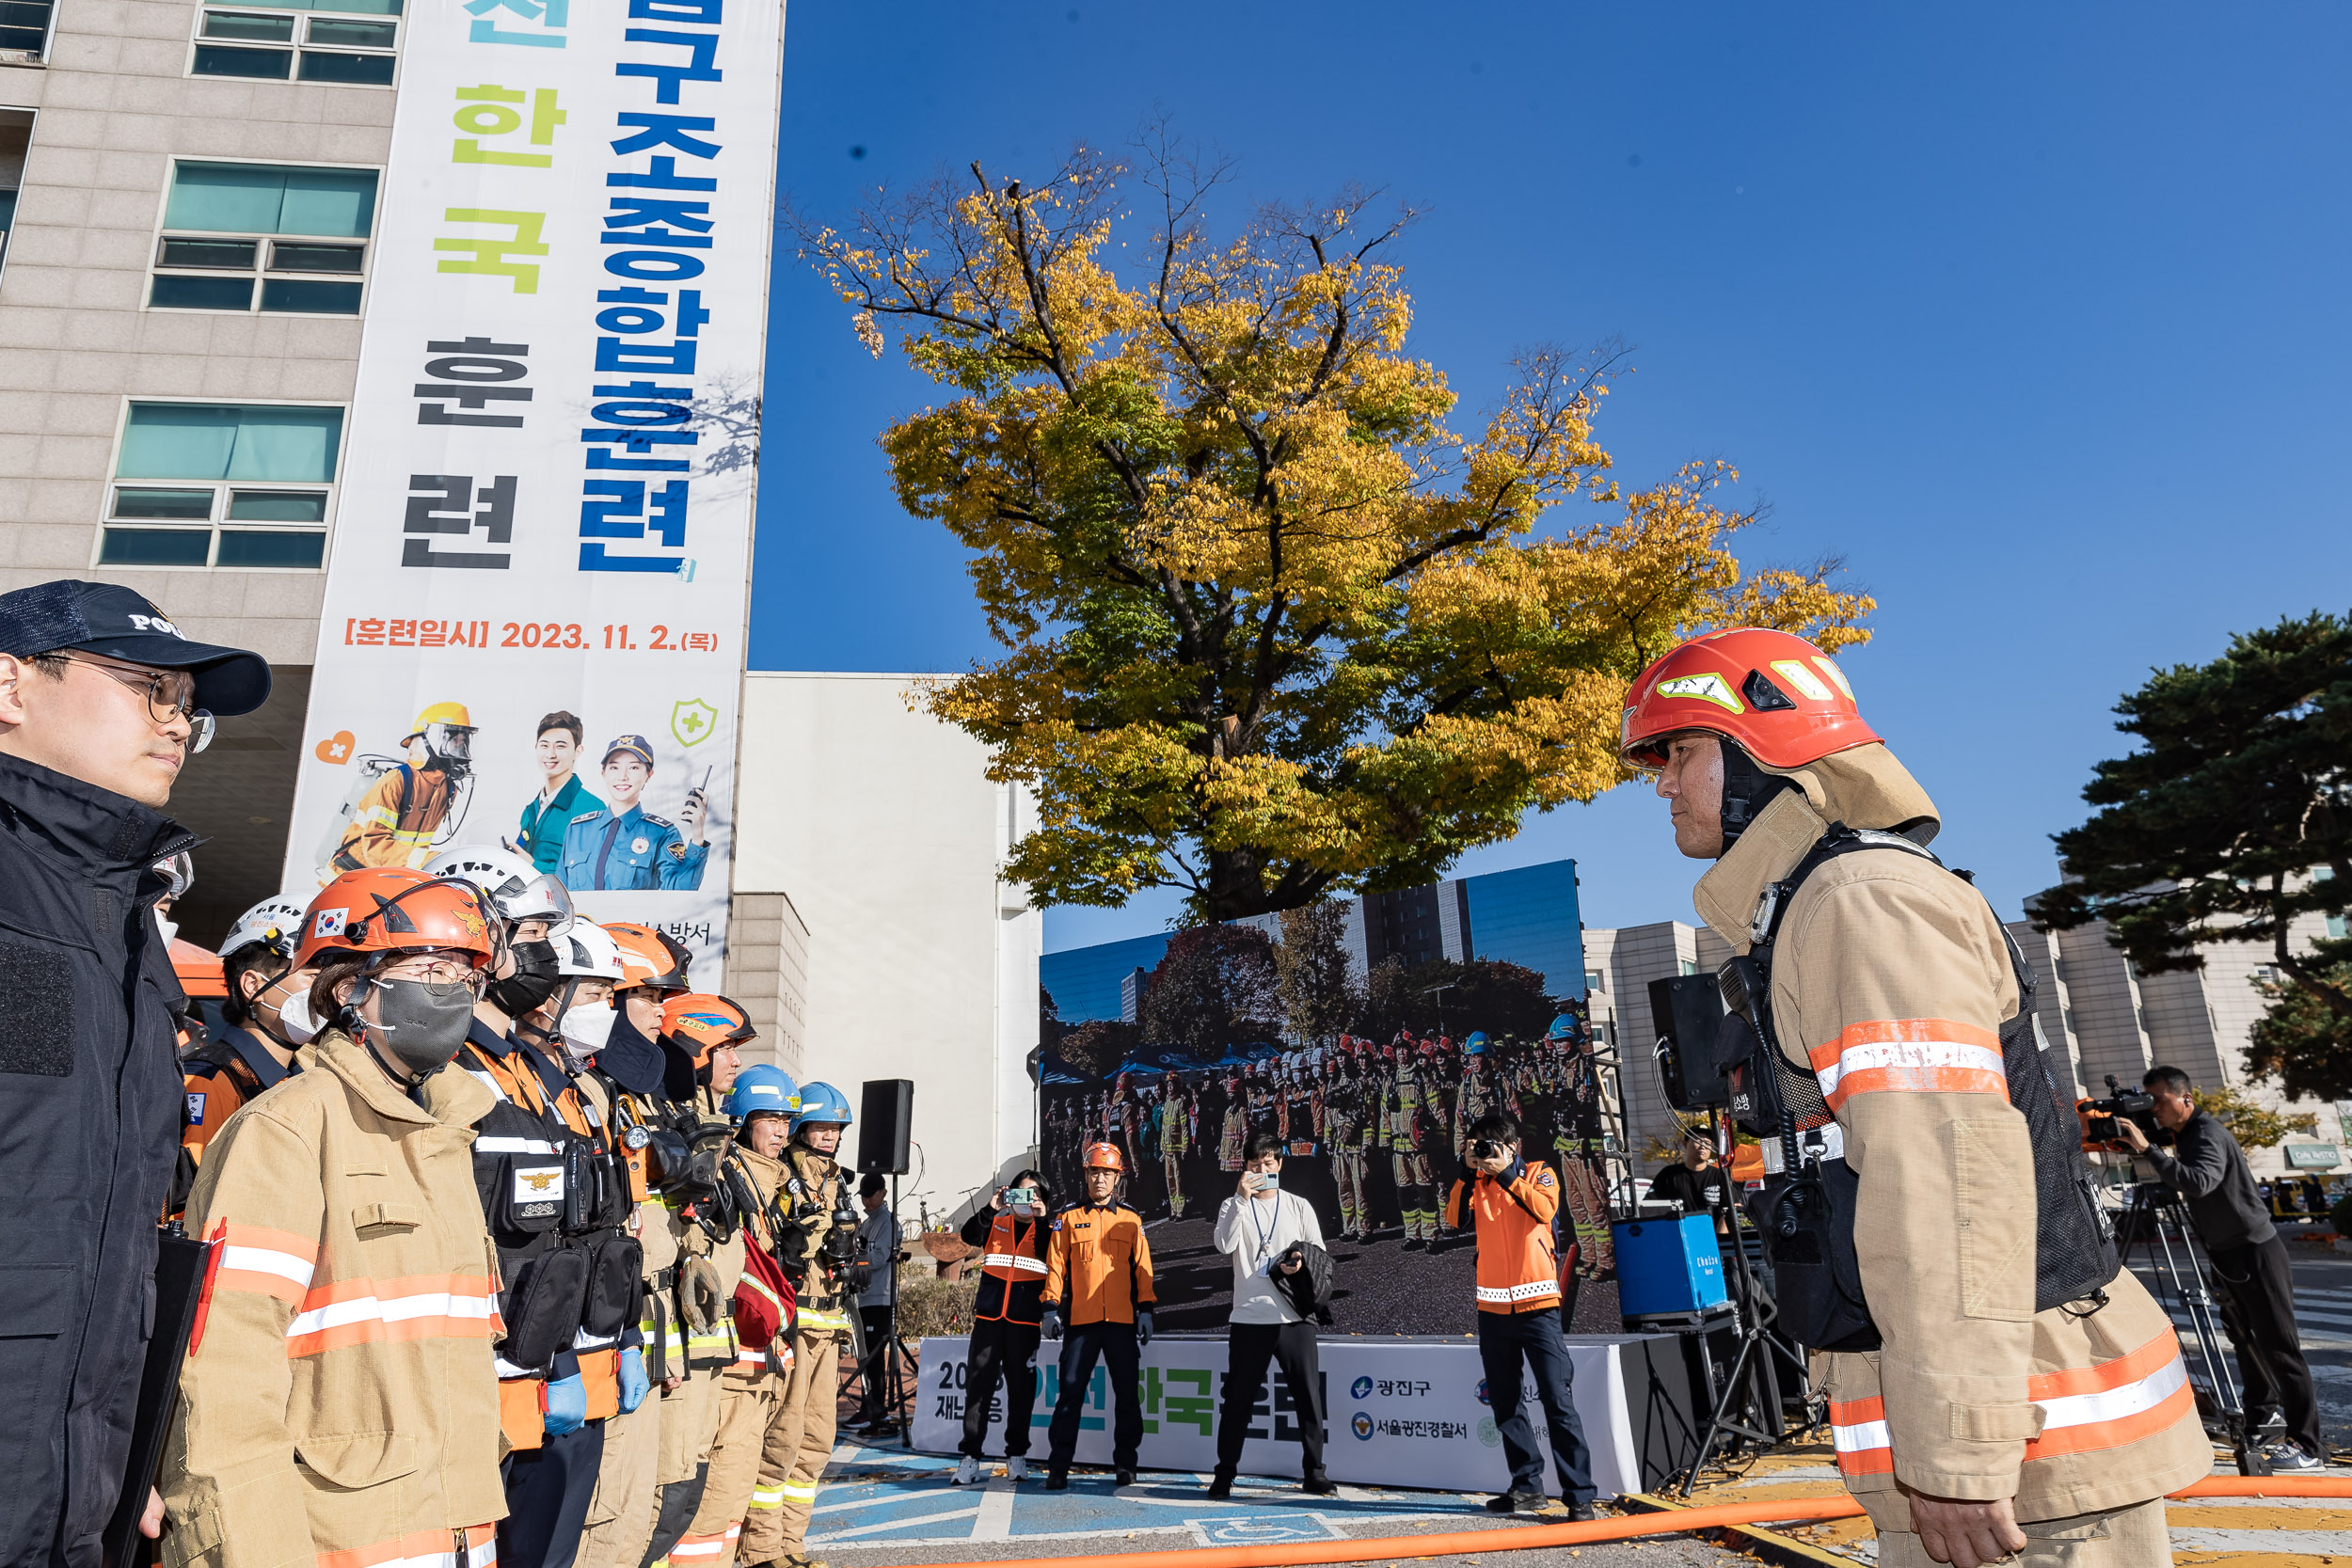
[283,0,784,972]
[913,1334,1654,1497]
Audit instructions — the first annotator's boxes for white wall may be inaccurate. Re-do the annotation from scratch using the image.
[732,673,1041,1223]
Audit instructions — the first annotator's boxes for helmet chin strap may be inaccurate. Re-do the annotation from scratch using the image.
[1717,737,1798,854]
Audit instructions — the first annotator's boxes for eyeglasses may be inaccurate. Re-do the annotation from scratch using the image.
[376,955,488,993]
[55,657,215,753]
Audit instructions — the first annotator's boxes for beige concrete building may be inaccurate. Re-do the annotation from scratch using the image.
[0,0,394,938]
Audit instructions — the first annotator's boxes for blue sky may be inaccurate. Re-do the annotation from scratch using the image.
[750,3,2352,952]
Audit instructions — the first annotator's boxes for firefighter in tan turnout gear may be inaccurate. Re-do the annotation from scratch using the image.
[1624,627,2208,1568]
[163,869,508,1568]
[737,1080,859,1568]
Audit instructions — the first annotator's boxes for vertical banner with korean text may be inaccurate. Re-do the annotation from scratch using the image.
[285,0,785,974]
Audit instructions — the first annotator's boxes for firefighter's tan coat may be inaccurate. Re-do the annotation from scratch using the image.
[1692,746,2208,1525]
[160,1030,506,1568]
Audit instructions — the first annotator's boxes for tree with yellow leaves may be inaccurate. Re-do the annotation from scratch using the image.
[795,135,1873,923]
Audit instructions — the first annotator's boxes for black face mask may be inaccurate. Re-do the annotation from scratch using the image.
[485,938,561,1017]
[1718,738,1798,854]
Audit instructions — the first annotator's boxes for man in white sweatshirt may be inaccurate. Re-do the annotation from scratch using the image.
[1206,1133,1335,1498]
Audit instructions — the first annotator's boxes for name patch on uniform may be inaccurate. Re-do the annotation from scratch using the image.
[185,1091,206,1126]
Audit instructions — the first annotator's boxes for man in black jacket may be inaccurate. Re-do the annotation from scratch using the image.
[0,580,270,1568]
[2117,1066,2327,1471]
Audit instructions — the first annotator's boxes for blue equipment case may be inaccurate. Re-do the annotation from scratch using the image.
[1613,1213,1727,1317]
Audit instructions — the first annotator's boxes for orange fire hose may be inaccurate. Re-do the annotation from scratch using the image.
[878,1474,2352,1568]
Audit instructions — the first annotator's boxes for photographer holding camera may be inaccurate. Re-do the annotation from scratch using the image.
[1442,1112,1596,1519]
[1629,628,2207,1568]
[2115,1067,2326,1472]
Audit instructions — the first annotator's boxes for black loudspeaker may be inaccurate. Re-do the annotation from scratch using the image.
[1648,974,1729,1111]
[856,1079,914,1175]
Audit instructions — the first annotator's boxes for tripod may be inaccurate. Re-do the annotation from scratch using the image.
[2116,1181,2277,1476]
[1673,1112,1821,1497]
[854,1172,915,1446]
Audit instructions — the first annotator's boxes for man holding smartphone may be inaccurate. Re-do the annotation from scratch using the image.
[952,1171,1054,1484]
[1207,1135,1334,1497]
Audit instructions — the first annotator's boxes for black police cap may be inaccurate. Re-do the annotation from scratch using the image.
[0,579,272,716]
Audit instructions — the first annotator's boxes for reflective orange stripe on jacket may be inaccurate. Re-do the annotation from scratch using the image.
[1830,1328,2193,1478]
[1444,1161,1562,1314]
[1806,1018,2008,1112]
[315,1523,497,1568]
[209,1222,501,1356]
[981,1213,1048,1282]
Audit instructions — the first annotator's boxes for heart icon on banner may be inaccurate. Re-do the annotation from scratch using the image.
[314,731,356,765]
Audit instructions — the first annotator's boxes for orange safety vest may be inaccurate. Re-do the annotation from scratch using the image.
[1445,1160,1564,1314]
[975,1212,1048,1326]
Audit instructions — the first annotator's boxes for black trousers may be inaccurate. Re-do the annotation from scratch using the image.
[1046,1321,1142,1469]
[499,1418,605,1568]
[854,1304,894,1418]
[1216,1320,1326,1475]
[961,1317,1043,1458]
[1475,1307,1595,1504]
[2208,1232,2323,1456]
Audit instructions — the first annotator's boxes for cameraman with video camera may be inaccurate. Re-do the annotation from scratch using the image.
[2114,1067,2327,1472]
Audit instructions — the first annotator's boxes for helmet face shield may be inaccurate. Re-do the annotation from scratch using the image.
[425,723,475,761]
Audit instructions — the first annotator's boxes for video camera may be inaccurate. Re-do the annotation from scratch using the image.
[2077,1073,2169,1150]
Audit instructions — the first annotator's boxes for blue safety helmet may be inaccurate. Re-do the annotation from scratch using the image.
[1546,1013,1578,1043]
[725,1064,801,1123]
[790,1080,854,1134]
[1463,1032,1490,1055]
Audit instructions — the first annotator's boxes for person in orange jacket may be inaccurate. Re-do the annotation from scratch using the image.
[1443,1110,1596,1519]
[1039,1142,1155,1490]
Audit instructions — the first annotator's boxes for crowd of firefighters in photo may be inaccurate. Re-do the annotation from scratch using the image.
[1041,1022,1624,1276]
[163,847,886,1568]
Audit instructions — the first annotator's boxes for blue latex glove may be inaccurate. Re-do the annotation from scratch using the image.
[1136,1308,1154,1347]
[544,1373,587,1435]
[617,1347,649,1415]
[1041,1307,1063,1341]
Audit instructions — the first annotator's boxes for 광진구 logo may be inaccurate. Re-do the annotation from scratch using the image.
[1350,1376,1373,1401]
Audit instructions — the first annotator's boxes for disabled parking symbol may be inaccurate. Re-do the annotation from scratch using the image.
[1189,1515,1343,1546]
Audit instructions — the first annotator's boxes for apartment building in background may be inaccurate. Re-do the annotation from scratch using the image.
[0,0,396,940]
[1584,904,2347,1180]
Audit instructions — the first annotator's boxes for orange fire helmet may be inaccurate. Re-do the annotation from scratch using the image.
[169,937,228,1001]
[1618,627,1880,771]
[1082,1141,1125,1173]
[607,921,692,993]
[293,868,500,971]
[660,991,756,1067]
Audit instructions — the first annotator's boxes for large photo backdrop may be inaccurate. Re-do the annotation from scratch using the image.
[1036,909,1629,1336]
[285,0,785,972]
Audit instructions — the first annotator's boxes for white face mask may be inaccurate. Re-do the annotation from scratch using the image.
[559,999,615,1064]
[277,989,319,1045]
[155,912,179,945]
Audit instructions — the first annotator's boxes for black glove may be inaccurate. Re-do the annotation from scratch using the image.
[1041,1307,1063,1341]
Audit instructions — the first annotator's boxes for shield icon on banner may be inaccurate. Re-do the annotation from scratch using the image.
[671,698,719,748]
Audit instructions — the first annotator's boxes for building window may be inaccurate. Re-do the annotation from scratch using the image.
[190,0,400,86]
[1678,958,1701,977]
[1584,969,1604,994]
[0,0,55,62]
[149,161,379,315]
[100,402,344,569]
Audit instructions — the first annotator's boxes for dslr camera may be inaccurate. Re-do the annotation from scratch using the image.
[1470,1137,1508,1164]
[2076,1073,2169,1149]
